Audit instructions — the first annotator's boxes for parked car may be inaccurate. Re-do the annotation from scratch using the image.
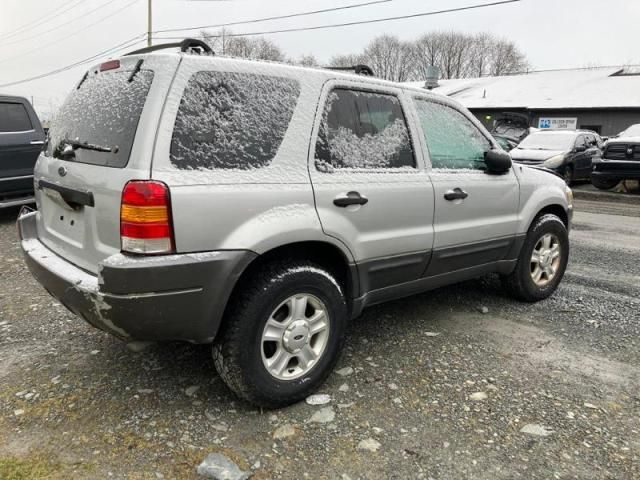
[0,95,45,208]
[18,40,573,408]
[591,124,640,190]
[494,134,519,152]
[491,112,531,143]
[511,130,602,185]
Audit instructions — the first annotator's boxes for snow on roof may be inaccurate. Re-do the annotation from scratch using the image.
[405,66,640,110]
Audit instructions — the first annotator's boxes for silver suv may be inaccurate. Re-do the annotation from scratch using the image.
[18,41,573,407]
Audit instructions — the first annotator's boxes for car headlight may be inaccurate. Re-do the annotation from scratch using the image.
[543,154,565,169]
[564,185,574,208]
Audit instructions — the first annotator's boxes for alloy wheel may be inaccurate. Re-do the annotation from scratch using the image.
[261,294,330,380]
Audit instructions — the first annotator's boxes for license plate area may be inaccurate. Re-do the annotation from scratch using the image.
[41,189,86,247]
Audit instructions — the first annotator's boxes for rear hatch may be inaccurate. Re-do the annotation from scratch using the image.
[35,54,180,274]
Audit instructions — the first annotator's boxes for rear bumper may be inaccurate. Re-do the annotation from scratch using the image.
[18,211,256,343]
[592,159,640,180]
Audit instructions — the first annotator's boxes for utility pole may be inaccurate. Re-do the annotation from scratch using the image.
[147,0,152,47]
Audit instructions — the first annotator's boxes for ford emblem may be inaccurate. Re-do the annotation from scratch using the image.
[58,166,67,177]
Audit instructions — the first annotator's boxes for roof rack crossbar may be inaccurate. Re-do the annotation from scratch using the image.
[125,38,214,57]
[324,64,375,77]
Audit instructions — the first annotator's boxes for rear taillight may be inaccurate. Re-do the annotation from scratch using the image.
[120,180,175,254]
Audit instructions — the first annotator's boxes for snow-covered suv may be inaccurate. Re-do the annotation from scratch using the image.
[18,40,573,407]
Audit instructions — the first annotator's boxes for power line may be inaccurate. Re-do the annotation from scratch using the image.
[0,0,85,41]
[157,0,521,39]
[0,0,141,65]
[0,34,147,89]
[154,0,394,34]
[0,0,521,88]
[2,0,127,47]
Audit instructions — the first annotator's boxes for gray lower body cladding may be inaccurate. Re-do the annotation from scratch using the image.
[18,211,256,343]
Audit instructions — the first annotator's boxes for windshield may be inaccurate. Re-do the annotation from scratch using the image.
[45,68,154,168]
[517,132,575,151]
[621,124,640,137]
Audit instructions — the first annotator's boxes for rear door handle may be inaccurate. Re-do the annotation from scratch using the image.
[333,191,369,207]
[444,188,468,201]
[30,140,45,145]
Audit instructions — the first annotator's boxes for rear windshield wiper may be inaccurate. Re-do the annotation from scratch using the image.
[57,138,119,159]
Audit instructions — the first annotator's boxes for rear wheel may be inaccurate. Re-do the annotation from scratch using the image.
[213,261,348,408]
[501,214,569,302]
[591,177,619,190]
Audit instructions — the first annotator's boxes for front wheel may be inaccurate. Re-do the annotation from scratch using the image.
[563,165,574,186]
[591,177,619,190]
[501,214,569,302]
[213,261,348,408]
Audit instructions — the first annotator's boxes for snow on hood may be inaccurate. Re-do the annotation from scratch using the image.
[608,136,640,144]
[511,149,565,162]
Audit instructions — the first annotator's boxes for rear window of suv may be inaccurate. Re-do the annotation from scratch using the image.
[45,69,154,168]
[170,71,300,170]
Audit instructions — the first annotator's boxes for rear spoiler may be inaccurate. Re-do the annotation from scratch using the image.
[125,38,214,57]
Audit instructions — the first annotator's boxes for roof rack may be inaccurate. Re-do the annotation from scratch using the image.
[324,64,375,77]
[125,38,214,57]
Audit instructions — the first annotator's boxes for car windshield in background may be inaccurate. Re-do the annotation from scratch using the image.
[621,124,640,137]
[517,132,575,151]
[46,69,154,168]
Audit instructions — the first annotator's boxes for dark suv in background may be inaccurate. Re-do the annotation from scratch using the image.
[511,130,602,185]
[592,124,640,190]
[0,95,45,208]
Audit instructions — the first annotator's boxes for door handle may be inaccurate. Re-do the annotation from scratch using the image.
[444,188,468,201]
[333,191,368,207]
[30,140,45,145]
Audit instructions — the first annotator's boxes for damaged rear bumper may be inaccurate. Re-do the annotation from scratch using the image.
[18,211,256,343]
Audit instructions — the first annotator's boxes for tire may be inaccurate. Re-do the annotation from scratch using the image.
[501,214,569,302]
[212,260,348,408]
[591,177,619,190]
[563,165,574,186]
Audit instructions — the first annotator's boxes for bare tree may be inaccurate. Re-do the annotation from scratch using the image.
[200,29,285,61]
[198,28,528,80]
[361,35,417,82]
[488,38,528,76]
[466,33,493,77]
[294,54,319,67]
[410,31,529,79]
[329,53,368,68]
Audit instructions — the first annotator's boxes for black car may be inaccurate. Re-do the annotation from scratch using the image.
[511,130,602,185]
[591,124,640,190]
[0,95,45,208]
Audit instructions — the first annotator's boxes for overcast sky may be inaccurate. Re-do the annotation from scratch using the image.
[1,0,639,118]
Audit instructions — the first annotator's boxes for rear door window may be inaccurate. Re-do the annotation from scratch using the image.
[46,69,154,168]
[0,102,33,132]
[314,88,415,170]
[170,71,300,170]
[414,99,491,170]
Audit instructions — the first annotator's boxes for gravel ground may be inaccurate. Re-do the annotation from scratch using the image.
[0,200,638,480]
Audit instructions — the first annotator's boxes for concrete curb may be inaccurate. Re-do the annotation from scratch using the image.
[573,188,640,205]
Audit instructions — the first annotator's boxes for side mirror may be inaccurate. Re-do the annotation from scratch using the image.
[484,148,512,174]
[574,145,587,152]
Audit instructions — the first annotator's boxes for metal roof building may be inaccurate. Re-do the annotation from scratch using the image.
[408,66,640,136]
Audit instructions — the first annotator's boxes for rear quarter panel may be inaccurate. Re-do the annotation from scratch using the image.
[152,57,354,260]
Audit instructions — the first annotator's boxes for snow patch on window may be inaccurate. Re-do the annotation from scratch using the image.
[170,71,300,170]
